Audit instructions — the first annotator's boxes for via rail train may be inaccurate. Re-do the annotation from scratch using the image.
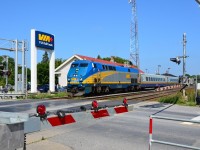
[67,60,180,95]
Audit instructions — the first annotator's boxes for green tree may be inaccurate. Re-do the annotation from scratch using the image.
[97,55,101,59]
[37,52,50,85]
[185,74,191,77]
[37,57,65,85]
[42,51,49,63]
[37,62,49,85]
[0,56,15,86]
[102,57,111,61]
[55,58,64,68]
[55,58,64,84]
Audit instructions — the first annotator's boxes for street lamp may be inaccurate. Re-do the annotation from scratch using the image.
[166,67,170,74]
[195,0,200,5]
[157,65,161,75]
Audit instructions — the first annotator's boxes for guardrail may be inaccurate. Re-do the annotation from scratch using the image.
[149,115,200,150]
[0,93,26,99]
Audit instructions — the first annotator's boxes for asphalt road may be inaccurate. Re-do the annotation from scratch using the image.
[0,98,139,114]
[12,99,200,150]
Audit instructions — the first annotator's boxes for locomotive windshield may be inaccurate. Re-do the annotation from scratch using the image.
[68,62,89,77]
[71,64,79,68]
[80,63,88,67]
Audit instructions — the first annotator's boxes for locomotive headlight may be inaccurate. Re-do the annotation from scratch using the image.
[80,78,83,81]
[68,78,71,82]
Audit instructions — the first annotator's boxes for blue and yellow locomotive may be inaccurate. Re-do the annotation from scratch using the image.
[67,60,139,95]
[67,59,180,95]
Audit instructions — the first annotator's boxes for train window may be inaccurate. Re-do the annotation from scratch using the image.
[80,63,88,67]
[105,65,108,70]
[112,66,115,70]
[113,67,116,71]
[102,65,105,70]
[109,66,113,70]
[71,64,78,68]
[128,69,130,72]
[93,63,97,68]
[146,77,148,81]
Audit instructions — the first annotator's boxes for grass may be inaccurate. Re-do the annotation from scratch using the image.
[158,88,197,106]
[27,92,69,99]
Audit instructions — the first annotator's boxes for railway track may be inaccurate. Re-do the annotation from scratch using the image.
[82,87,184,101]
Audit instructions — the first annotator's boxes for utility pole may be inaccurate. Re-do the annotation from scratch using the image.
[129,0,140,69]
[183,33,187,79]
[167,67,170,74]
[182,33,187,98]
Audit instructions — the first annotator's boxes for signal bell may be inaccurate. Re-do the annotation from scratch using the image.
[36,104,47,120]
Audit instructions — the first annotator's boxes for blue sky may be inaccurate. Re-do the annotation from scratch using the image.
[0,0,200,76]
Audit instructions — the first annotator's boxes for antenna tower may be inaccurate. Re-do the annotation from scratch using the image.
[129,0,140,68]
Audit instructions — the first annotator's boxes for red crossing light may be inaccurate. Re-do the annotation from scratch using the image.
[123,98,128,107]
[92,100,99,111]
[36,105,47,119]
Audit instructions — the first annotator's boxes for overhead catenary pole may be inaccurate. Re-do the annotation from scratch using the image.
[15,40,18,92]
[22,41,25,93]
[0,38,27,96]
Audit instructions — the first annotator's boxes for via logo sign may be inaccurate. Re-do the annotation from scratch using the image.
[35,31,54,50]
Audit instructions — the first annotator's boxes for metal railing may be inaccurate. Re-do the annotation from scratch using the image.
[149,115,200,150]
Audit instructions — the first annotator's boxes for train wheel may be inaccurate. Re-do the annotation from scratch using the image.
[130,86,135,91]
[135,86,140,91]
[105,87,109,93]
[96,86,101,93]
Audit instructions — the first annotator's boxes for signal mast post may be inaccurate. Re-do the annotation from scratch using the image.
[182,33,187,98]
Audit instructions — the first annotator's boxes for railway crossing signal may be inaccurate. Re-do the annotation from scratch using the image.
[196,0,200,5]
[170,57,181,65]
[36,105,47,120]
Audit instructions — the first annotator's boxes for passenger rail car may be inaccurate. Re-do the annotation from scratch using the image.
[67,60,139,95]
[140,74,179,89]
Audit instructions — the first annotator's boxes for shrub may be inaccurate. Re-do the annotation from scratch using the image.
[159,88,196,106]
